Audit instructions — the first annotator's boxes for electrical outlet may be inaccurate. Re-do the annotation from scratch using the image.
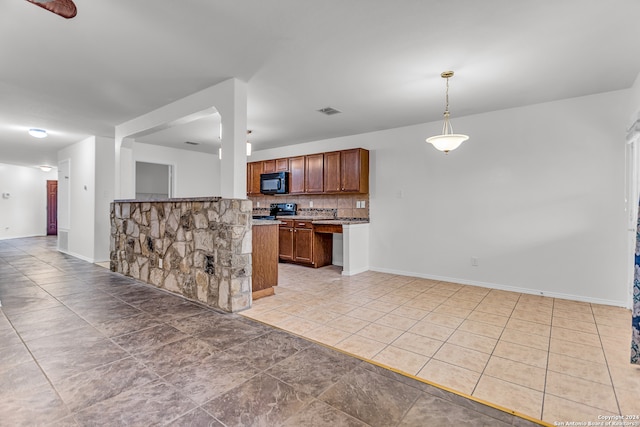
[159,258,163,268]
[309,201,313,208]
[256,201,260,207]
[471,256,479,267]
[360,201,366,208]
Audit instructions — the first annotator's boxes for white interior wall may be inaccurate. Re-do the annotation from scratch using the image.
[58,137,96,261]
[253,89,630,306]
[132,142,220,198]
[630,73,640,123]
[0,163,57,240]
[94,136,115,262]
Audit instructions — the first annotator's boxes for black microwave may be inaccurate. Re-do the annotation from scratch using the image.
[260,171,289,195]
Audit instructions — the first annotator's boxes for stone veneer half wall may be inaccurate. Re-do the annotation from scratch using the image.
[110,197,252,313]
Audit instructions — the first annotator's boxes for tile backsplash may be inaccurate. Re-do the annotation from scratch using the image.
[249,193,369,220]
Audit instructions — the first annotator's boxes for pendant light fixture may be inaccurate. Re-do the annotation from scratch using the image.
[426,71,469,153]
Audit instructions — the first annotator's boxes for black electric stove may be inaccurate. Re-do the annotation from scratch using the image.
[252,203,297,220]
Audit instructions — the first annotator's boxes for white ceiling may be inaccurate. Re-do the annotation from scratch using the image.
[2,0,640,168]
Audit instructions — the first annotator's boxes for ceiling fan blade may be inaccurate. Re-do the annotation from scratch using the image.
[25,0,77,19]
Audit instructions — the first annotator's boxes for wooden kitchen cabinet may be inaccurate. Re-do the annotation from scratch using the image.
[247,148,369,196]
[278,220,332,267]
[293,223,314,264]
[323,151,342,193]
[275,158,289,171]
[278,220,294,261]
[305,153,324,193]
[289,156,305,194]
[323,148,369,194]
[340,148,369,193]
[262,159,276,174]
[247,161,263,196]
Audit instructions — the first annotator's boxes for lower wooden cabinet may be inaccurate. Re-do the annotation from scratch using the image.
[278,220,332,267]
[278,221,294,261]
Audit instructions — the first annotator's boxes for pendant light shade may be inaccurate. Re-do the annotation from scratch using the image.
[426,71,469,153]
[426,133,469,152]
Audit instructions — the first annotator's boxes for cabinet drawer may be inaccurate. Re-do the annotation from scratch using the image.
[279,219,294,228]
[294,220,313,229]
[313,224,343,234]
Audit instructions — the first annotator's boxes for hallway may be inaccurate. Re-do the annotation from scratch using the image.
[0,237,542,426]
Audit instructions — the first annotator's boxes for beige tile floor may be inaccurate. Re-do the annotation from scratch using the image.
[240,263,640,425]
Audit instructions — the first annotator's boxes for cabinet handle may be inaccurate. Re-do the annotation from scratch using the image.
[298,223,305,226]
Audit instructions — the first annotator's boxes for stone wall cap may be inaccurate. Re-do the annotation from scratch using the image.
[113,197,226,203]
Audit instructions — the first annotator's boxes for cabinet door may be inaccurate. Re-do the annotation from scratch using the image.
[293,228,313,264]
[289,156,305,194]
[341,148,369,193]
[275,158,289,171]
[305,153,324,193]
[247,161,263,195]
[278,226,294,261]
[262,160,276,174]
[323,151,341,193]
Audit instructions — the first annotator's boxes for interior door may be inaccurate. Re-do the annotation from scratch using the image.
[47,180,58,235]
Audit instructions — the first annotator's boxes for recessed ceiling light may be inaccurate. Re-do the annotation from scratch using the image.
[317,107,342,116]
[28,128,48,138]
[39,165,53,172]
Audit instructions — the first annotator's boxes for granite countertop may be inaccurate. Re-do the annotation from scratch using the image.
[113,197,223,203]
[312,219,369,225]
[274,215,369,225]
[252,219,283,226]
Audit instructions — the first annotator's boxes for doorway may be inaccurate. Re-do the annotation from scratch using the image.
[135,161,172,200]
[46,180,58,235]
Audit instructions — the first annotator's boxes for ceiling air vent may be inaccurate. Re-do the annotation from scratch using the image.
[317,107,342,116]
[184,141,200,146]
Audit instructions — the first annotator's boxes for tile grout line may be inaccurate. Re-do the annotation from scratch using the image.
[591,301,624,416]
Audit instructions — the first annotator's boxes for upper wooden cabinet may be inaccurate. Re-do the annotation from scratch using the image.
[262,158,288,174]
[340,148,369,193]
[262,159,276,174]
[323,151,341,193]
[289,156,305,194]
[275,158,289,171]
[246,148,369,196]
[247,161,263,196]
[305,153,324,193]
[323,148,369,194]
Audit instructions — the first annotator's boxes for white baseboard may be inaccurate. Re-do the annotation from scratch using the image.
[57,248,95,264]
[0,233,46,241]
[342,266,370,276]
[369,266,629,309]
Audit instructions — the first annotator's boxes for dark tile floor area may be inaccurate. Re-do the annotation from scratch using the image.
[0,237,546,426]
